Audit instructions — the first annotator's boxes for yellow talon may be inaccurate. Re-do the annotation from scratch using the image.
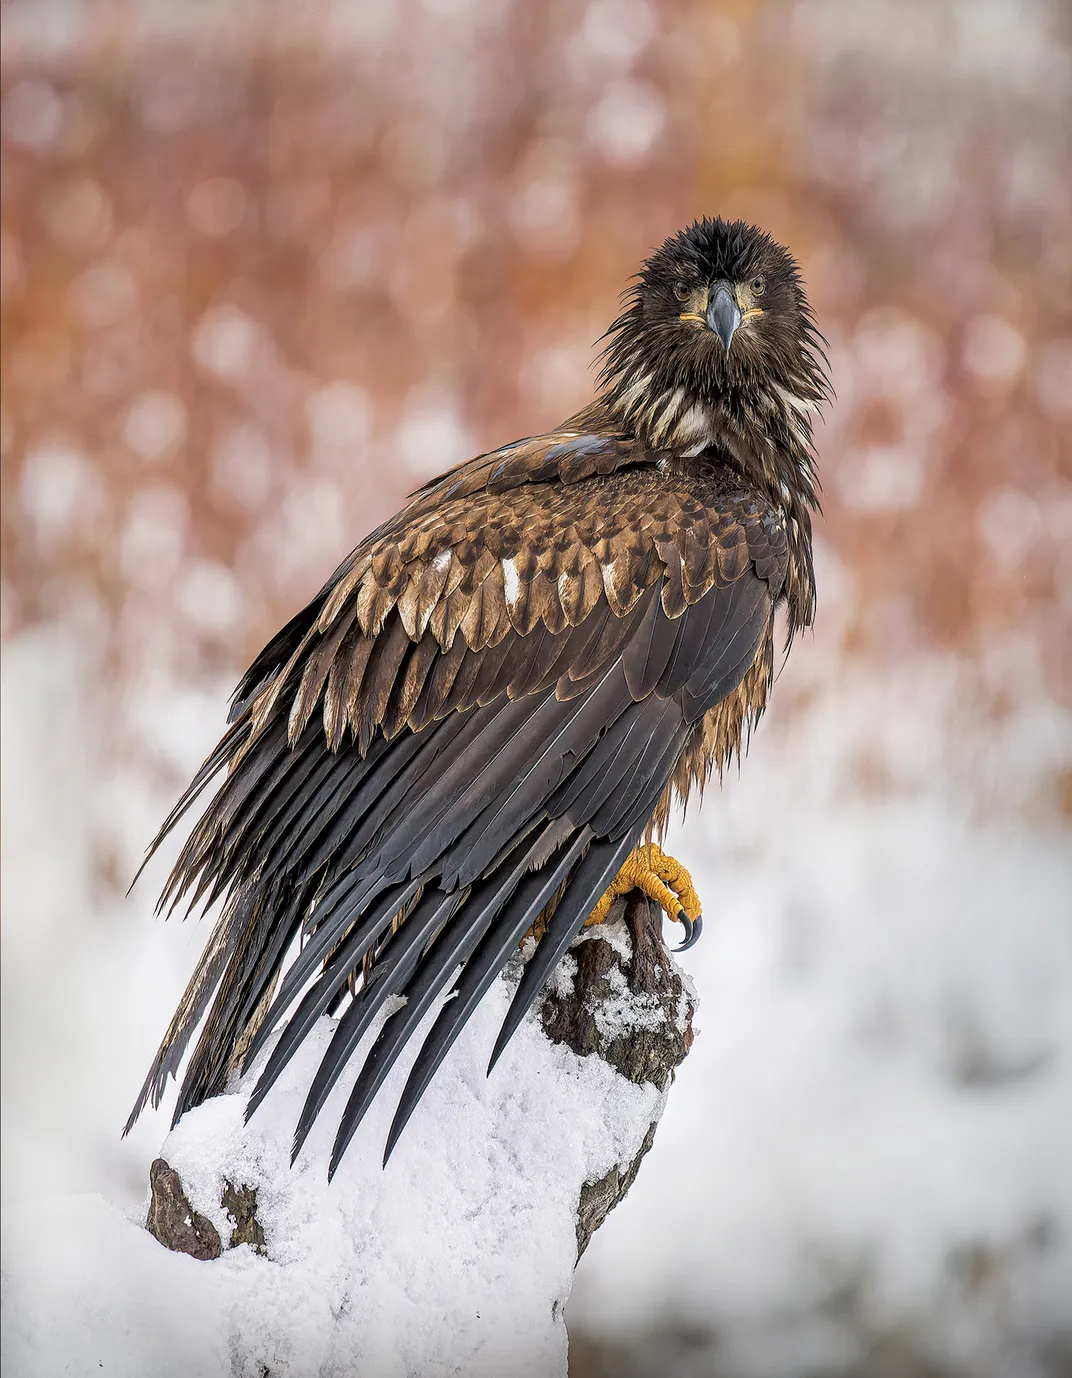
[522,845,703,952]
[585,844,702,936]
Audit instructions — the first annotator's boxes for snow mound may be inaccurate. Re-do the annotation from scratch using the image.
[2,970,667,1378]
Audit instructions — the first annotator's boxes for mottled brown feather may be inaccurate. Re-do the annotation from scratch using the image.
[239,423,793,768]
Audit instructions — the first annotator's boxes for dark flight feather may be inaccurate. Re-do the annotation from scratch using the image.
[487,833,639,1076]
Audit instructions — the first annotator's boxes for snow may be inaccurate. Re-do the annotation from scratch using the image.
[3,622,1071,1376]
[3,976,666,1378]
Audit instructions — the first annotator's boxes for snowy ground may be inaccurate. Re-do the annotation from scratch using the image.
[2,620,1071,1377]
[4,956,665,1378]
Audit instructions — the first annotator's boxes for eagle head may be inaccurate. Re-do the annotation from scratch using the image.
[598,217,828,456]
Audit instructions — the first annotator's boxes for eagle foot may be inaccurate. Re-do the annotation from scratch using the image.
[584,843,703,952]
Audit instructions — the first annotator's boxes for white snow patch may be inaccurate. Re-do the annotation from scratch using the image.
[593,966,668,1042]
[3,959,663,1378]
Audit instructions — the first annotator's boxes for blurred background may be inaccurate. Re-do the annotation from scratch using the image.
[2,0,1070,1375]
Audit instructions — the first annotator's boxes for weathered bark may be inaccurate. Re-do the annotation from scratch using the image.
[539,890,696,1257]
[220,1180,268,1255]
[146,889,695,1263]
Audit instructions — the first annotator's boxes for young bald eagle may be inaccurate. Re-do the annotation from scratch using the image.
[127,218,828,1175]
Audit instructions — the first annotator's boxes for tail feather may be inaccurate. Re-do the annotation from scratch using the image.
[486,831,637,1073]
[123,889,250,1133]
[242,877,424,1115]
[325,826,561,1168]
[170,877,311,1124]
[293,884,469,1161]
[380,828,595,1168]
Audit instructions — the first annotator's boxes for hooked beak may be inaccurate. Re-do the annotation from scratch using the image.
[705,282,741,352]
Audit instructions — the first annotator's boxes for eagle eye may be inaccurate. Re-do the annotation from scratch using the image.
[673,280,691,302]
[750,275,765,295]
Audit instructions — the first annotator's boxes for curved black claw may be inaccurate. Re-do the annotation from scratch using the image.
[673,912,702,953]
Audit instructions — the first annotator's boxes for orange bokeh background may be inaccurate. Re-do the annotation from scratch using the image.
[3,1,1068,785]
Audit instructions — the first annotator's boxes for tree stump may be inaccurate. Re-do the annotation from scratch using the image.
[539,891,696,1257]
[143,891,696,1374]
[147,891,694,1262]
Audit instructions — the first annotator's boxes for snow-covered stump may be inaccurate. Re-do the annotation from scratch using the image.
[144,892,695,1378]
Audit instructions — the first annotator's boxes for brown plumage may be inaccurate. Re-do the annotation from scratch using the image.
[127,218,829,1174]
